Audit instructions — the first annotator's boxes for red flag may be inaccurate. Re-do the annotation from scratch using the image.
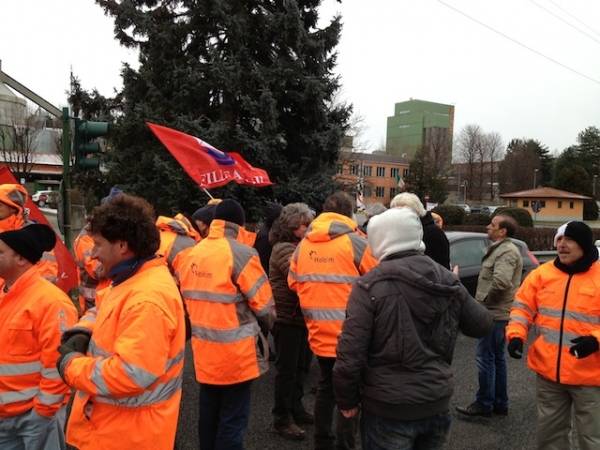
[147,122,273,189]
[0,166,78,293]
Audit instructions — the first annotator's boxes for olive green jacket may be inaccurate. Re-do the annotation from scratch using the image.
[475,238,523,321]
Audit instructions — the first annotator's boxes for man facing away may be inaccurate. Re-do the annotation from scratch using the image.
[177,199,275,450]
[0,224,78,449]
[288,191,377,450]
[57,193,186,450]
[457,214,522,417]
[507,221,600,450]
[333,207,493,450]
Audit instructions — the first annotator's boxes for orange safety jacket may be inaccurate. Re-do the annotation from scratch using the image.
[62,258,186,450]
[288,212,376,357]
[507,260,600,385]
[73,228,107,314]
[156,214,199,274]
[0,265,77,418]
[177,219,275,385]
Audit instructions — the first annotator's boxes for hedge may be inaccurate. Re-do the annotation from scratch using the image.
[492,207,533,227]
[432,205,465,226]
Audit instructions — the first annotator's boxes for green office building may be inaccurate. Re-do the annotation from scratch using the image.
[386,99,454,160]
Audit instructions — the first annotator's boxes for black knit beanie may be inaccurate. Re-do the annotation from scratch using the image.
[192,204,217,226]
[553,221,599,274]
[0,224,56,264]
[214,199,245,226]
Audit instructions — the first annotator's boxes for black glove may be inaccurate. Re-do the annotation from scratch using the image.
[507,338,524,359]
[569,336,599,359]
[58,333,91,356]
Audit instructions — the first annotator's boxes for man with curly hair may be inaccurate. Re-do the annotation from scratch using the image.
[57,193,186,450]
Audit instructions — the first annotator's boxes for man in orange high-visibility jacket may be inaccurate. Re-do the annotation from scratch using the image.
[0,184,59,284]
[178,199,275,450]
[0,224,77,449]
[156,213,199,274]
[506,221,600,450]
[288,191,377,450]
[57,194,186,450]
[73,226,108,314]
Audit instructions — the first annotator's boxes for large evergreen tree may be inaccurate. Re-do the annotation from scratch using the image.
[80,0,350,218]
[498,139,551,193]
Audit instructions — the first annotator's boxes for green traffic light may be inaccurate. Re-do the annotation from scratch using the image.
[73,118,110,169]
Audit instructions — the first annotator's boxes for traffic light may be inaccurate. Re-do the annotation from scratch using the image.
[73,119,110,169]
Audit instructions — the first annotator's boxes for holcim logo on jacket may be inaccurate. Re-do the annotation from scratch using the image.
[309,250,335,264]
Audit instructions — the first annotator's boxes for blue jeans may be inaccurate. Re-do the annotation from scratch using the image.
[198,381,252,450]
[475,320,508,411]
[360,411,451,450]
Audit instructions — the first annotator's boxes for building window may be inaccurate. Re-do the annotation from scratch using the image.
[523,200,529,207]
[376,166,385,177]
[557,201,562,209]
[390,168,399,178]
[390,187,397,199]
[336,164,342,175]
[540,201,546,207]
[403,168,409,177]
[570,201,574,209]
[349,164,360,175]
[364,186,372,197]
[363,165,372,177]
[375,186,385,198]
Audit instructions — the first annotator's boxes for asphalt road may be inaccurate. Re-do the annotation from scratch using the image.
[175,334,540,450]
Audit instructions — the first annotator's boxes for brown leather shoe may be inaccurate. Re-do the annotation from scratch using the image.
[456,402,492,417]
[273,422,306,441]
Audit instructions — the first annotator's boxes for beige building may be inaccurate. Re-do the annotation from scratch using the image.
[335,151,409,206]
[500,187,591,222]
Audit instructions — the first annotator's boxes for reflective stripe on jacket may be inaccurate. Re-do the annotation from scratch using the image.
[178,219,275,385]
[288,212,377,357]
[63,259,186,450]
[156,214,199,274]
[506,260,600,385]
[0,265,77,418]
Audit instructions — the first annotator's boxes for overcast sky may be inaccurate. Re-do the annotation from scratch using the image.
[2,0,600,155]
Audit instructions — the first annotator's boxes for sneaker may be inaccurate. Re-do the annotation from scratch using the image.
[493,406,508,416]
[455,402,492,417]
[272,422,306,441]
[293,410,315,425]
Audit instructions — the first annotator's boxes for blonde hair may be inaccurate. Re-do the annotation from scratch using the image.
[390,192,426,217]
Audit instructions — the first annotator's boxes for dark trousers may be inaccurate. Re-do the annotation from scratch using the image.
[360,411,451,450]
[272,323,312,425]
[198,381,252,450]
[475,320,508,411]
[315,356,357,450]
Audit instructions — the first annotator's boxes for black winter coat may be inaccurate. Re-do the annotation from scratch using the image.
[333,251,492,420]
[421,212,450,269]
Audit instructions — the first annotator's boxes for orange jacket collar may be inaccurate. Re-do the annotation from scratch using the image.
[305,212,357,243]
[208,219,256,246]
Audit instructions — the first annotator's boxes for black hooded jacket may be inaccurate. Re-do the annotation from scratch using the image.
[333,251,493,420]
[421,211,450,269]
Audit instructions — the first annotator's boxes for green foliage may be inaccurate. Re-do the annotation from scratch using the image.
[499,139,552,193]
[406,147,448,203]
[464,213,490,225]
[72,1,350,219]
[432,205,465,225]
[493,207,533,227]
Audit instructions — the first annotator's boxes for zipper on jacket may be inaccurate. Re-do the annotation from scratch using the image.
[555,274,573,384]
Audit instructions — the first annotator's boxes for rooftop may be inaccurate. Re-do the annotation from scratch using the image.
[500,187,592,200]
[339,151,409,165]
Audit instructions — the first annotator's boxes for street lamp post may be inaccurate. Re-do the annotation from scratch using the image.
[533,168,539,189]
[593,174,598,198]
[462,181,468,203]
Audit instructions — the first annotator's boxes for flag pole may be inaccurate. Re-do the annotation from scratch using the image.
[202,187,214,200]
